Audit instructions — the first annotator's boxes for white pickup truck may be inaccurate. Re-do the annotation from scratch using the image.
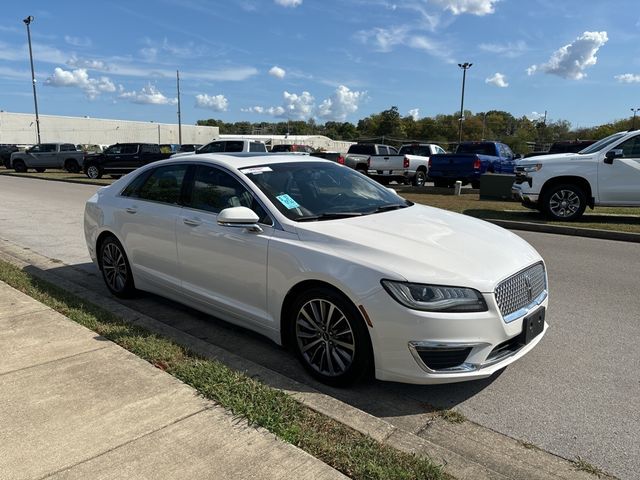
[512,130,640,220]
[171,138,267,158]
[366,143,446,186]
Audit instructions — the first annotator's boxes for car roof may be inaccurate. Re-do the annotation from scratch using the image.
[154,153,332,170]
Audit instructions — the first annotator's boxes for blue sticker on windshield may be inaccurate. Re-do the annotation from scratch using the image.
[276,194,300,209]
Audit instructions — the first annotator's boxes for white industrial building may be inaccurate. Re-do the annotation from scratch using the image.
[0,111,219,146]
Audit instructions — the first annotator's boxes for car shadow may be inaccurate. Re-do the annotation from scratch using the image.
[39,261,501,422]
[464,208,640,225]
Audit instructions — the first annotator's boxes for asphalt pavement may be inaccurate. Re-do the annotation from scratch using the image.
[1,174,638,479]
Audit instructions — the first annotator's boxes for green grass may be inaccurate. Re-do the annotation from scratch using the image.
[401,189,640,234]
[435,409,467,424]
[0,259,447,480]
[0,169,113,186]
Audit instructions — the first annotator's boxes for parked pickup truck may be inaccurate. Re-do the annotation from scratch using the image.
[170,138,267,158]
[10,143,85,173]
[428,141,518,188]
[343,144,395,175]
[83,143,172,179]
[367,143,446,186]
[512,130,640,220]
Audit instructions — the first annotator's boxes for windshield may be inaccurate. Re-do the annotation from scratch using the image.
[241,162,411,221]
[579,132,626,154]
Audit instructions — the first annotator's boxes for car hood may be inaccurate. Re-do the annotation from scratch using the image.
[516,152,580,164]
[294,204,543,292]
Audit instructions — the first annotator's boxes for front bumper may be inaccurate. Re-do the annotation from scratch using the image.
[363,287,549,384]
[511,183,539,204]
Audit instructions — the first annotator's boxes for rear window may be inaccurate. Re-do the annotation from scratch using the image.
[347,144,375,155]
[399,145,431,156]
[225,141,245,152]
[250,142,267,152]
[456,143,497,156]
[271,144,291,152]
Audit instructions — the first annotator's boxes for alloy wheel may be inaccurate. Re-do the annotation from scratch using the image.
[549,189,581,218]
[86,165,100,179]
[295,299,355,377]
[102,242,128,292]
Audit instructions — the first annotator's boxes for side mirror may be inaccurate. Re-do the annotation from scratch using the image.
[604,149,623,164]
[217,206,262,233]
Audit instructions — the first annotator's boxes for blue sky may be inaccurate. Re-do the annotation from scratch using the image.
[1,0,639,129]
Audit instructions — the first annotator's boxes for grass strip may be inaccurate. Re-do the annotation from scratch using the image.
[0,259,447,480]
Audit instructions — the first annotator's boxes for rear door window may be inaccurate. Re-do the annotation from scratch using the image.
[224,141,245,152]
[135,164,188,204]
[250,142,267,152]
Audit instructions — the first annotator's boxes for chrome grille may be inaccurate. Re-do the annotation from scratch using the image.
[495,263,546,319]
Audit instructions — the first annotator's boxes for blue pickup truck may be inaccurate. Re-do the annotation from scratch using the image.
[428,141,518,188]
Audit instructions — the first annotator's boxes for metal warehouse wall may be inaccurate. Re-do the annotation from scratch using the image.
[0,111,219,146]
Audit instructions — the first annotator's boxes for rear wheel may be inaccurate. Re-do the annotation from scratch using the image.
[412,169,427,187]
[99,235,136,298]
[65,159,80,173]
[13,160,27,173]
[85,163,103,179]
[542,184,586,221]
[289,287,372,386]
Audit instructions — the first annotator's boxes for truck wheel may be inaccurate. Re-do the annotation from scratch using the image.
[85,164,103,179]
[35,168,46,173]
[65,159,80,173]
[542,184,586,221]
[13,160,27,173]
[412,170,427,187]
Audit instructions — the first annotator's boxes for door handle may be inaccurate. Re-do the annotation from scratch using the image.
[125,207,137,214]
[183,218,202,226]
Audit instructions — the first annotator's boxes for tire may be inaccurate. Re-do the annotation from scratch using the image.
[99,235,136,298]
[13,160,27,173]
[356,168,368,177]
[35,168,46,173]
[289,287,373,386]
[65,159,80,173]
[412,169,427,187]
[433,179,449,188]
[542,183,587,221]
[377,177,390,185]
[85,163,103,179]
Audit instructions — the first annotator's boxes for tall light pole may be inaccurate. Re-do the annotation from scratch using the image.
[631,108,639,130]
[176,70,182,145]
[23,15,41,144]
[457,62,472,144]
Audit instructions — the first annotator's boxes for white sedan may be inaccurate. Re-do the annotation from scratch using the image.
[84,154,549,386]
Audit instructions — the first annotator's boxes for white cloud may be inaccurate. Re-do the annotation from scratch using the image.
[269,66,286,79]
[64,35,92,48]
[45,67,116,99]
[429,0,499,15]
[317,85,367,121]
[119,84,177,105]
[274,0,302,6]
[615,73,640,83]
[479,40,528,58]
[242,106,265,114]
[527,31,608,80]
[485,72,509,87]
[195,93,229,111]
[281,91,315,119]
[408,108,420,121]
[527,112,545,121]
[355,26,449,57]
[67,56,109,71]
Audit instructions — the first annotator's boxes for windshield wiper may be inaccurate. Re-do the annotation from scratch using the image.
[297,212,365,222]
[369,203,409,214]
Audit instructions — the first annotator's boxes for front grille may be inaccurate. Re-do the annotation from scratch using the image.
[415,347,472,370]
[495,263,546,319]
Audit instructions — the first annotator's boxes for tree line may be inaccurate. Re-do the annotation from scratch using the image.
[197,107,637,153]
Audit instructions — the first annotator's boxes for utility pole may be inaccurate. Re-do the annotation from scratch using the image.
[631,108,639,130]
[23,15,41,144]
[457,62,472,145]
[176,70,182,145]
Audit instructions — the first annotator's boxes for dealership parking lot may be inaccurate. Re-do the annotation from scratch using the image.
[0,175,638,479]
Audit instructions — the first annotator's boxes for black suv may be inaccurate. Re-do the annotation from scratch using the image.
[84,143,172,179]
[1,144,19,168]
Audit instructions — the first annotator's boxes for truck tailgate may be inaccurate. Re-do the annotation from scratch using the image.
[429,154,477,176]
[368,154,404,172]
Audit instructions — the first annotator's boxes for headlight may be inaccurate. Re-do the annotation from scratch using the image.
[521,163,542,173]
[381,280,487,312]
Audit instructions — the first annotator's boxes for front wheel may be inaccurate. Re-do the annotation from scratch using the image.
[99,235,136,298]
[412,170,427,187]
[542,184,586,221]
[13,160,27,173]
[85,164,103,179]
[290,287,372,386]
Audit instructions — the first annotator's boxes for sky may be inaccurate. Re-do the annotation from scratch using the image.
[1,0,639,129]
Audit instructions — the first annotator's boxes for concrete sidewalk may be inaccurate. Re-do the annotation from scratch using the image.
[0,281,346,480]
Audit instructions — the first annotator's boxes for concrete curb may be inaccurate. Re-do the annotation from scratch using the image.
[486,219,640,243]
[0,239,606,480]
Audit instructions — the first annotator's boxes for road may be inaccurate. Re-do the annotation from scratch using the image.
[1,175,638,479]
